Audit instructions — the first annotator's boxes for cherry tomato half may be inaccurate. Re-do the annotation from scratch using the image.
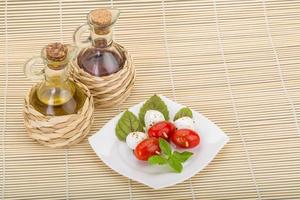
[148,121,176,140]
[134,138,161,161]
[171,129,200,148]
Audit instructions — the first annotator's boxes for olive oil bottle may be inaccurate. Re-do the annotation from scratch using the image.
[24,43,86,116]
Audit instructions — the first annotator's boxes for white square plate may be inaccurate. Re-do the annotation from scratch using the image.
[89,95,229,189]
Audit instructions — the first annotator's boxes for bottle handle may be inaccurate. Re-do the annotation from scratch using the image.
[24,56,45,80]
[73,23,92,48]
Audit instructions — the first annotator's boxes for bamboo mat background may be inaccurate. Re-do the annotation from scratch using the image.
[1,0,300,199]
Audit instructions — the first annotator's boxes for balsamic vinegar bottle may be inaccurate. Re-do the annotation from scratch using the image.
[74,8,125,77]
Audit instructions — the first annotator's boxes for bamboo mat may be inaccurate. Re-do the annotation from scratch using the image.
[1,0,300,199]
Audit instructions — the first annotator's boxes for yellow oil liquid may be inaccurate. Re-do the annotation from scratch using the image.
[30,80,86,116]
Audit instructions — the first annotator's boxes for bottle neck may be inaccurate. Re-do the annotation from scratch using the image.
[45,62,69,83]
[90,27,113,48]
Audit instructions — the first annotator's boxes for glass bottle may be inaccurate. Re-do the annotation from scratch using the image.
[73,8,125,77]
[24,43,86,116]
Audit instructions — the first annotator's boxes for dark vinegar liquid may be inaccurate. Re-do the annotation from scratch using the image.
[77,48,124,77]
[30,85,86,116]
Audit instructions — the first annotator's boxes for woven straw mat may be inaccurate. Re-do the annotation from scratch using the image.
[0,0,300,199]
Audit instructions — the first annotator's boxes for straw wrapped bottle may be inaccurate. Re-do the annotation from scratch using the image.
[71,8,135,108]
[23,43,94,148]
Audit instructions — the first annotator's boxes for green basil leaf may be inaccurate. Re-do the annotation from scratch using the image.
[168,157,183,173]
[159,138,172,156]
[172,151,193,163]
[115,110,143,141]
[174,107,193,121]
[139,95,169,126]
[148,155,167,165]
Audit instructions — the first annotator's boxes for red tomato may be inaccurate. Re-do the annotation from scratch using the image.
[148,121,176,140]
[171,129,200,148]
[134,138,161,161]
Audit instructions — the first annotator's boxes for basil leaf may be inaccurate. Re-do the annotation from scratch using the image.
[174,107,193,121]
[148,155,167,165]
[115,110,143,141]
[172,151,193,163]
[159,138,172,156]
[168,157,183,173]
[139,95,169,126]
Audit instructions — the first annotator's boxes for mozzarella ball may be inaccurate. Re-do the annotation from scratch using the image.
[174,116,195,130]
[126,132,148,150]
[144,110,165,129]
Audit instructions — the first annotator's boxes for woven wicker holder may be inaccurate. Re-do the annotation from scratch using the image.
[70,44,136,108]
[23,82,94,148]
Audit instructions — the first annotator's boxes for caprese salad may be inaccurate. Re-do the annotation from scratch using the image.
[115,95,201,173]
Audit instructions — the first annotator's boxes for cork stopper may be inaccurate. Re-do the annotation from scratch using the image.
[89,9,114,35]
[90,9,112,27]
[46,43,68,62]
